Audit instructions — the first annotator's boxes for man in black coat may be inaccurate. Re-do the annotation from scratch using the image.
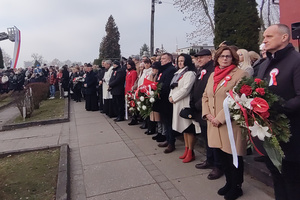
[84,63,99,111]
[157,53,176,153]
[190,49,223,180]
[109,60,126,121]
[257,24,300,200]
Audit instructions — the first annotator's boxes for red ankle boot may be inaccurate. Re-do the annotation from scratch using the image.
[179,147,189,159]
[182,149,195,163]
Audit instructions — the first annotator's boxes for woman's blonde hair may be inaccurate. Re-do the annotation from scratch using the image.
[237,49,252,70]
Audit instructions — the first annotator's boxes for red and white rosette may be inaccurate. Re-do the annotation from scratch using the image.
[199,69,207,80]
[224,75,232,87]
[269,68,279,86]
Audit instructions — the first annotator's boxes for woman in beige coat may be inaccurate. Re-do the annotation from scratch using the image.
[169,53,197,163]
[202,46,248,200]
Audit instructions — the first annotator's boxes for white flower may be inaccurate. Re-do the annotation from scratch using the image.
[149,91,154,96]
[236,93,253,109]
[140,96,145,102]
[149,97,155,103]
[137,107,140,111]
[233,114,240,121]
[249,122,271,141]
[142,105,147,110]
[137,101,141,105]
[227,96,240,109]
[129,107,134,111]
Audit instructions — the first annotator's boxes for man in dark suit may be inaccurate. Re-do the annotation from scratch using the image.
[109,60,126,122]
[157,53,176,153]
[84,63,99,111]
[257,24,300,200]
[190,49,224,180]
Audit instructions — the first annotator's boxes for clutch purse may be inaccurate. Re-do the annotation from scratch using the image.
[179,107,195,119]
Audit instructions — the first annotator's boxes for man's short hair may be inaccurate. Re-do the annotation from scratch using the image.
[276,24,291,41]
[105,60,112,65]
[161,52,173,62]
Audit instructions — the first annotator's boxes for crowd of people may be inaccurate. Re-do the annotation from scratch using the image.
[0,23,299,200]
[93,24,299,200]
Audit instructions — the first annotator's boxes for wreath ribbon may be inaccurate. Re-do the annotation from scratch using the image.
[228,90,264,156]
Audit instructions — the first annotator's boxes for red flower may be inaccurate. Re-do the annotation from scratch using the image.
[139,85,147,93]
[150,83,157,90]
[254,78,262,84]
[260,111,270,119]
[255,88,265,96]
[250,97,269,113]
[130,100,136,108]
[239,85,252,96]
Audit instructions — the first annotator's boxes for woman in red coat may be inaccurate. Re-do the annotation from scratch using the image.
[125,60,137,94]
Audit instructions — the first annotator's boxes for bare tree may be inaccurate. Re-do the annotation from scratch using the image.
[1,49,12,68]
[173,0,214,44]
[173,0,279,45]
[257,0,280,31]
[31,53,44,64]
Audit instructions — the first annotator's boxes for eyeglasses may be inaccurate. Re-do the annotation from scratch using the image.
[219,55,232,59]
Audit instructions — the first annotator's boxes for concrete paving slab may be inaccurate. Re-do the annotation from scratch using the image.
[87,184,169,200]
[118,122,149,140]
[77,130,122,147]
[14,135,59,150]
[132,137,162,156]
[83,157,155,197]
[148,149,208,180]
[76,123,115,135]
[0,140,18,152]
[80,141,135,166]
[75,116,103,126]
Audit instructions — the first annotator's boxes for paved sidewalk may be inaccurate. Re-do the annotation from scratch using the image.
[0,101,274,200]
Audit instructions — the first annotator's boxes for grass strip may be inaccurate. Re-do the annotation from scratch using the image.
[0,148,60,200]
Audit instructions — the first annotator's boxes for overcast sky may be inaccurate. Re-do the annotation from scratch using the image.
[0,0,205,67]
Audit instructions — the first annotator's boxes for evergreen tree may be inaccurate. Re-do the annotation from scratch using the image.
[99,15,121,60]
[140,43,150,57]
[214,0,260,52]
[0,48,4,69]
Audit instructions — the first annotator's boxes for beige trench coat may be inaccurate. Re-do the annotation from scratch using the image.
[202,67,248,156]
[169,69,196,133]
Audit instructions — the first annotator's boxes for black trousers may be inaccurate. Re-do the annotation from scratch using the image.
[219,149,244,187]
[202,126,222,169]
[112,95,125,119]
[265,157,300,200]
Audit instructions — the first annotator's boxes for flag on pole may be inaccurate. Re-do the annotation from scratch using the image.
[10,26,21,69]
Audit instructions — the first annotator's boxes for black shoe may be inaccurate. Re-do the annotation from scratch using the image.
[140,123,147,129]
[207,168,223,180]
[128,119,138,125]
[218,183,231,196]
[158,141,168,148]
[152,133,161,140]
[195,160,213,169]
[224,186,243,200]
[146,130,156,135]
[156,135,166,142]
[115,118,124,122]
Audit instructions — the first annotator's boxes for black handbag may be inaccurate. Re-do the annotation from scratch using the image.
[179,107,195,119]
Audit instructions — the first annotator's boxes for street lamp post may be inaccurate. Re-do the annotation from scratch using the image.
[150,0,161,56]
[150,0,155,56]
